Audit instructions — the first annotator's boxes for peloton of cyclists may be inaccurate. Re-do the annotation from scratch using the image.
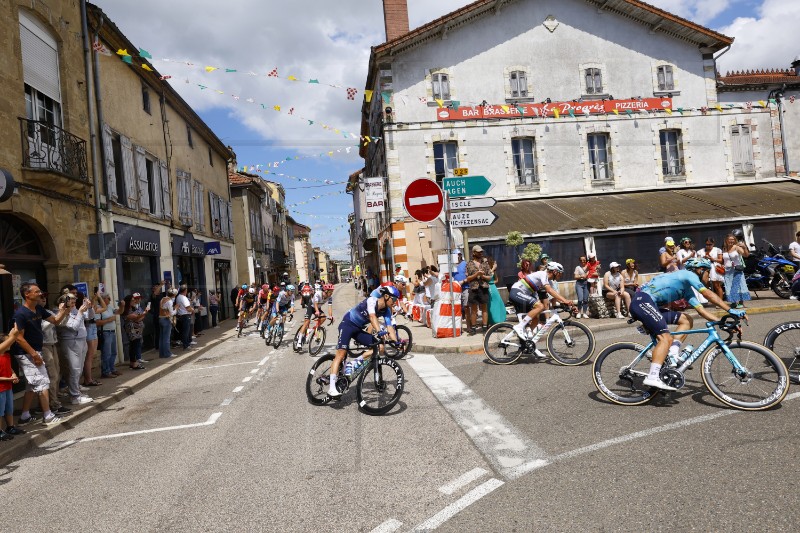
[295,283,335,350]
[629,257,746,391]
[328,286,400,398]
[510,262,577,339]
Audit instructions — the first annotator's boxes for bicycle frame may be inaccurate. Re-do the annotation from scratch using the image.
[500,308,569,357]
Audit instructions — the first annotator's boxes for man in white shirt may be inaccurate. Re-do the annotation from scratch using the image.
[789,231,800,268]
[174,286,194,349]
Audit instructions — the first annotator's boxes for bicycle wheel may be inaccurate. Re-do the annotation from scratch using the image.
[272,324,284,349]
[237,321,242,338]
[546,320,595,366]
[306,353,335,405]
[308,326,326,356]
[385,325,413,360]
[592,342,658,405]
[483,323,524,365]
[356,357,404,415]
[763,321,800,371]
[701,341,789,411]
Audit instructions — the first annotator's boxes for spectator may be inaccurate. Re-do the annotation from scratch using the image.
[697,237,725,301]
[658,236,674,256]
[148,283,164,353]
[573,256,590,319]
[175,286,195,350]
[722,233,751,308]
[424,265,440,305]
[537,254,550,271]
[412,270,426,305]
[192,289,205,335]
[1,326,26,440]
[660,239,679,272]
[96,293,122,378]
[586,252,601,296]
[40,293,70,415]
[159,288,178,358]
[486,256,506,324]
[465,245,491,334]
[603,262,631,319]
[789,231,800,269]
[208,290,220,328]
[622,259,640,299]
[57,290,93,406]
[123,293,147,369]
[82,289,107,387]
[676,237,696,269]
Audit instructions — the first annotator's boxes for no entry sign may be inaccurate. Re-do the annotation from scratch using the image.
[403,179,444,223]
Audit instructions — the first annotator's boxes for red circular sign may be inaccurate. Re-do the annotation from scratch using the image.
[404,179,444,223]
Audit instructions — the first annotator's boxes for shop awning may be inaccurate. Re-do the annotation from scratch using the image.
[467,180,800,241]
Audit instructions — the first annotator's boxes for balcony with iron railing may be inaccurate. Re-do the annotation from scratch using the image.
[19,118,89,182]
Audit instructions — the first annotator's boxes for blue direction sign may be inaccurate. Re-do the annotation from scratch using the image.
[441,176,494,198]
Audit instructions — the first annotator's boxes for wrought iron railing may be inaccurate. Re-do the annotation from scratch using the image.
[19,118,89,181]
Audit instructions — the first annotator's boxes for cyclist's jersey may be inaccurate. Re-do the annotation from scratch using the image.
[275,290,292,306]
[241,293,256,307]
[347,296,392,328]
[301,284,313,296]
[510,271,552,294]
[640,270,706,308]
[257,289,270,304]
[311,290,324,308]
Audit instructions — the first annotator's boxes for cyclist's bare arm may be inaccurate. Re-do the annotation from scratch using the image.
[544,285,575,308]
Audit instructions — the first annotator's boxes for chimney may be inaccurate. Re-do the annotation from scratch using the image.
[383,0,410,42]
[792,55,800,77]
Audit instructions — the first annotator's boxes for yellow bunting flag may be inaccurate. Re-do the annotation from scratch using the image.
[553,108,560,118]
[715,104,723,112]
[116,49,129,56]
[758,100,767,108]
[287,75,297,81]
[664,107,672,115]
[435,99,444,108]
[142,64,153,72]
[364,90,373,102]
[328,151,334,156]
[205,66,217,72]
[612,109,619,115]
[273,105,281,111]
[501,105,510,113]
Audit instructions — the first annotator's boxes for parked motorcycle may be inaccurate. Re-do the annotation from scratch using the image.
[743,239,796,299]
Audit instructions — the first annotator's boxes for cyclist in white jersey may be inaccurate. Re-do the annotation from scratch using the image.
[509,262,576,338]
[295,283,333,350]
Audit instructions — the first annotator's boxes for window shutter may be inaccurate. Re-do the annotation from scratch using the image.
[198,183,205,231]
[218,196,228,237]
[151,162,163,218]
[120,135,138,209]
[19,15,61,102]
[209,191,219,234]
[101,124,118,202]
[160,161,171,219]
[227,202,234,239]
[657,67,666,90]
[134,146,150,212]
[510,72,519,97]
[442,75,450,100]
[519,72,527,97]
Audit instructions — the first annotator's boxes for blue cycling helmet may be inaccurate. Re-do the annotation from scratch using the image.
[286,284,296,291]
[241,284,248,289]
[684,258,712,272]
[379,286,401,299]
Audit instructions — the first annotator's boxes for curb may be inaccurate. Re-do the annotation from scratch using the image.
[410,302,800,355]
[0,329,237,467]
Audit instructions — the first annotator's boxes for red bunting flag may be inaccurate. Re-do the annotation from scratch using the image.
[791,95,796,104]
[268,68,278,77]
[346,88,358,100]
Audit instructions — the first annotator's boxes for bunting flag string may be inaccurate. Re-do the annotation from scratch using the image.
[311,223,349,236]
[287,190,346,208]
[238,145,357,170]
[289,211,348,220]
[238,167,348,186]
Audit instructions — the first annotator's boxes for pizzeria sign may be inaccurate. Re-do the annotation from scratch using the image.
[436,97,673,121]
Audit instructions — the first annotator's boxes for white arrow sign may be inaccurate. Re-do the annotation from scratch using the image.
[449,197,497,210]
[449,210,499,228]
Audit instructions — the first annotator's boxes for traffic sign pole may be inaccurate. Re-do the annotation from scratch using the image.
[443,189,457,337]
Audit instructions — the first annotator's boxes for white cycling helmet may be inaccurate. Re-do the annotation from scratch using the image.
[248,287,256,294]
[546,262,564,273]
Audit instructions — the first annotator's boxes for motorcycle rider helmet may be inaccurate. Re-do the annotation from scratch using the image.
[684,258,712,272]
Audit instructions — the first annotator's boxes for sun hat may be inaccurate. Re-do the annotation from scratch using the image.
[609,261,621,269]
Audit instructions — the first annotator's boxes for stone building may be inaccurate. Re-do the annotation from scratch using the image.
[291,219,313,284]
[229,169,269,287]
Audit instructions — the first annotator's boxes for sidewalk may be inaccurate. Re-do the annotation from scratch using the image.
[0,322,240,467]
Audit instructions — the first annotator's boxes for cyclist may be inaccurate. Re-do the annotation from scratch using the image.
[237,287,257,329]
[255,284,271,331]
[510,262,577,338]
[630,257,745,391]
[266,284,295,335]
[295,283,334,350]
[300,282,313,309]
[234,283,248,311]
[329,286,400,398]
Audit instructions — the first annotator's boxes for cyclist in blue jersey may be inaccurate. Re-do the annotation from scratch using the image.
[328,286,399,398]
[265,284,295,335]
[630,257,745,391]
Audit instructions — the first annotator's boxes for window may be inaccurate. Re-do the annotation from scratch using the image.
[587,133,612,181]
[24,84,62,145]
[110,132,126,205]
[193,180,205,232]
[177,171,192,222]
[657,65,674,91]
[145,158,157,210]
[584,68,603,95]
[659,129,684,177]
[433,141,458,185]
[731,125,755,175]
[142,85,151,114]
[208,147,213,166]
[187,124,193,148]
[512,138,537,187]
[510,71,528,98]
[432,73,450,101]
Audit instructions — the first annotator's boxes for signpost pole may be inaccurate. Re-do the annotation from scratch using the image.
[443,190,457,337]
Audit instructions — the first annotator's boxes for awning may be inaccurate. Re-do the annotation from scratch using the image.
[467,180,800,241]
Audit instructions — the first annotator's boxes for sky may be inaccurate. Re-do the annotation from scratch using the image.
[93,0,799,260]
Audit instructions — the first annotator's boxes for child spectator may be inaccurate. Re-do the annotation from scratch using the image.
[1,325,26,440]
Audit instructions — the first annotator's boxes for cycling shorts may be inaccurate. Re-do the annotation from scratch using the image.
[305,305,319,319]
[271,303,291,317]
[629,291,682,336]
[509,287,538,314]
[336,317,374,351]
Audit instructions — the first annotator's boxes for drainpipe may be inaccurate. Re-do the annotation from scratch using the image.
[80,0,104,282]
[771,84,790,175]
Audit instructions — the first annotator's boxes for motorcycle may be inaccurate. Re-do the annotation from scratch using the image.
[743,239,796,299]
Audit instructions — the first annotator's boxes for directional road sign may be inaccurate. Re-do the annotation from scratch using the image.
[449,210,498,228]
[442,176,494,198]
[449,197,497,210]
[403,178,444,223]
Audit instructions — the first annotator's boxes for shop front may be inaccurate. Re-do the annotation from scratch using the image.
[114,222,161,298]
[172,231,207,303]
[206,240,233,322]
[0,214,49,329]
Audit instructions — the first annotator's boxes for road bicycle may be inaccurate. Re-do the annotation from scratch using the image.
[592,314,789,411]
[236,305,256,337]
[293,314,334,356]
[763,319,800,381]
[265,309,290,348]
[483,305,595,365]
[306,336,405,415]
[347,321,412,360]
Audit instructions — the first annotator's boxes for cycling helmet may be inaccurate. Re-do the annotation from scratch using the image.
[272,285,280,292]
[379,286,401,299]
[323,283,334,291]
[261,284,268,290]
[684,258,712,272]
[394,275,408,285]
[286,284,296,291]
[248,287,255,294]
[241,284,248,289]
[546,262,564,273]
[280,282,286,287]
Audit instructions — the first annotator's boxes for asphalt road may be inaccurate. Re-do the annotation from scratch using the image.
[2,285,798,532]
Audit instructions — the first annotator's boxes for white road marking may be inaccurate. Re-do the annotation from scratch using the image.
[412,478,504,531]
[57,413,223,445]
[250,368,259,374]
[242,376,253,383]
[409,354,549,479]
[409,194,439,206]
[174,360,261,373]
[232,386,244,393]
[258,355,270,366]
[220,398,232,406]
[369,518,403,533]
[438,467,489,495]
